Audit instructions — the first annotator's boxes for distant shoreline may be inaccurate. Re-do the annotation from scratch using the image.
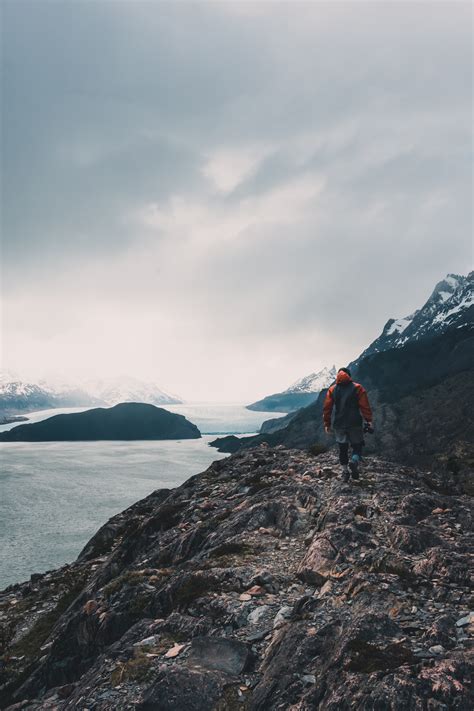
[0,415,29,425]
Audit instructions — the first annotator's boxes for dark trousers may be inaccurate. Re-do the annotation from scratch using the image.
[338,441,363,466]
[334,426,364,466]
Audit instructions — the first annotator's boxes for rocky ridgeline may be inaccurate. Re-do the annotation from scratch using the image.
[1,446,472,710]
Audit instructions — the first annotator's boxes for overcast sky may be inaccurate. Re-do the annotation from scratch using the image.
[1,1,472,401]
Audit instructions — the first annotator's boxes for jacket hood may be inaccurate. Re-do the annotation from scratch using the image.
[336,370,352,385]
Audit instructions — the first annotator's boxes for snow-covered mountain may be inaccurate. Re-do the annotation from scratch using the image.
[0,372,55,413]
[248,271,472,414]
[285,366,336,394]
[358,271,473,361]
[247,366,336,413]
[80,377,181,407]
[0,373,182,414]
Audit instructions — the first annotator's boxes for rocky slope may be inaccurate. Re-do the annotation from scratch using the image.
[1,445,472,709]
[0,403,200,442]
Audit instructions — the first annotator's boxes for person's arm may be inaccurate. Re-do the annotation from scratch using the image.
[355,384,373,423]
[323,386,334,432]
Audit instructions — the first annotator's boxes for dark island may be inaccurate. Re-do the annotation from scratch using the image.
[0,402,201,442]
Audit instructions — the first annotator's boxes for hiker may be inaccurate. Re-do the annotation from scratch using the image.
[323,367,373,481]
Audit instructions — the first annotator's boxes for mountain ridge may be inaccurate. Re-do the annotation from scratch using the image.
[247,271,473,416]
[0,374,183,416]
[246,366,336,413]
[356,271,473,362]
[211,325,474,470]
[284,365,337,394]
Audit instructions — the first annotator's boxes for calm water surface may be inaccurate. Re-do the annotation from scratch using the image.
[0,402,282,435]
[0,437,227,589]
[0,404,284,588]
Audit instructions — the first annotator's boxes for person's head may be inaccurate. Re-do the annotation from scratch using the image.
[336,367,352,384]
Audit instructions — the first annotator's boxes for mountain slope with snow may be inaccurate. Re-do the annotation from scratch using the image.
[247,366,336,412]
[357,272,473,361]
[0,374,183,415]
[0,374,57,414]
[285,365,336,394]
[80,377,181,407]
[246,271,473,418]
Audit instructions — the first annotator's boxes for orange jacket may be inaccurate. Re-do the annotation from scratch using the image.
[323,370,372,429]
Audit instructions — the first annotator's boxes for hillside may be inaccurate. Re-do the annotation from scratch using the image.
[246,391,320,414]
[211,326,474,473]
[247,367,336,413]
[0,403,200,442]
[248,272,473,416]
[1,446,472,709]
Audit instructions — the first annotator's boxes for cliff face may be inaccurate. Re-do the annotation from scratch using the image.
[1,446,472,710]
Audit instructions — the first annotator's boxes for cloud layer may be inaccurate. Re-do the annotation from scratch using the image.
[2,1,472,400]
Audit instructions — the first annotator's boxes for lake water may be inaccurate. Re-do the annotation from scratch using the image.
[0,402,279,435]
[0,404,283,589]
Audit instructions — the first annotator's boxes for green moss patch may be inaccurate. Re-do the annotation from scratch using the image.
[110,652,154,685]
[103,570,159,599]
[10,579,85,659]
[171,573,218,607]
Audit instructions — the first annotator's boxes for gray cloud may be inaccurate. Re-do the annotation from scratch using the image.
[1,0,472,400]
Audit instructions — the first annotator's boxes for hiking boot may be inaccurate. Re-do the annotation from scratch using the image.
[349,454,360,480]
[341,466,350,482]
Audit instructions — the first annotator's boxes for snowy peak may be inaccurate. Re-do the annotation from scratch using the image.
[81,376,182,407]
[0,374,183,413]
[359,271,473,360]
[0,375,48,399]
[285,365,337,394]
[428,273,463,305]
[248,272,471,414]
[246,366,336,412]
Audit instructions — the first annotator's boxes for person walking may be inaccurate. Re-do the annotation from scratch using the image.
[323,367,373,481]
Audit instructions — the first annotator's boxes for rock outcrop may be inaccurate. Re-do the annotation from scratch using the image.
[0,403,200,442]
[1,445,472,709]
